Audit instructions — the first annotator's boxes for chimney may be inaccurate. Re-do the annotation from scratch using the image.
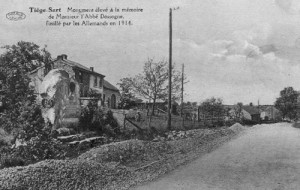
[57,54,67,60]
[90,67,94,72]
[61,54,67,60]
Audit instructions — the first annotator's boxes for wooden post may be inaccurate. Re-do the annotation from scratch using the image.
[124,114,126,130]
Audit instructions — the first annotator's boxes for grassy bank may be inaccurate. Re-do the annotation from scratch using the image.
[0,124,246,190]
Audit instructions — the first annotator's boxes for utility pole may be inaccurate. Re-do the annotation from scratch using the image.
[181,64,184,116]
[181,64,184,128]
[167,8,172,130]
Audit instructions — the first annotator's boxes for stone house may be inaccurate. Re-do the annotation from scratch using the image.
[29,54,120,108]
[242,105,261,122]
[103,80,121,109]
[260,106,281,121]
[52,54,105,98]
[29,54,121,128]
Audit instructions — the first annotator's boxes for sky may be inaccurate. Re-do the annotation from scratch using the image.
[1,0,300,105]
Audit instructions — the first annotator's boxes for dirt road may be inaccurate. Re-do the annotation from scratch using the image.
[134,123,300,190]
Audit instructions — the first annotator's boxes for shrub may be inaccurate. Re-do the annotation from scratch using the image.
[0,154,25,169]
[79,102,120,137]
[241,119,259,125]
[79,102,105,132]
[0,139,8,147]
[2,104,70,164]
[56,127,76,136]
[12,136,68,163]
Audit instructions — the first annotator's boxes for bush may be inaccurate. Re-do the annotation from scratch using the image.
[241,119,259,125]
[79,103,120,137]
[79,102,104,132]
[1,104,70,165]
[12,136,68,163]
[0,154,25,169]
[56,127,76,136]
[0,139,8,147]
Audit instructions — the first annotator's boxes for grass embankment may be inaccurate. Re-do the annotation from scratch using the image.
[0,123,246,190]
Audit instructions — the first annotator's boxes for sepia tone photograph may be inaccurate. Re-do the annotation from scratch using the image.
[1,0,300,189]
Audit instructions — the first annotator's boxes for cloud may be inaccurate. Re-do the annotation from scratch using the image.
[206,24,273,59]
[275,0,300,14]
[179,23,300,104]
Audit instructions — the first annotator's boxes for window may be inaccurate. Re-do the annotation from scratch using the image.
[94,76,97,87]
[102,94,106,106]
[99,77,103,88]
[78,71,83,83]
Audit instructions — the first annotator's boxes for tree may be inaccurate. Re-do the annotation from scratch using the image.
[199,97,225,118]
[117,78,137,109]
[0,42,68,164]
[0,41,51,111]
[275,87,299,120]
[0,41,51,132]
[119,58,186,115]
[232,102,243,120]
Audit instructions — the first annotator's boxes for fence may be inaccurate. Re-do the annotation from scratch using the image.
[112,108,228,133]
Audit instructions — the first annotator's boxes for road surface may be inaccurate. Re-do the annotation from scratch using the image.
[134,123,300,190]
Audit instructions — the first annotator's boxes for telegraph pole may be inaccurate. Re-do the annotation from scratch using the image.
[181,64,184,128]
[181,64,184,116]
[167,8,172,130]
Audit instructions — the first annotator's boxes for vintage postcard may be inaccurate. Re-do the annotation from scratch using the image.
[1,0,300,189]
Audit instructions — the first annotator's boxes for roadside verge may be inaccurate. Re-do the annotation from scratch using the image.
[0,123,246,190]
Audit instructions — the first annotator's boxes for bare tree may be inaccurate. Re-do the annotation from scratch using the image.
[119,58,186,115]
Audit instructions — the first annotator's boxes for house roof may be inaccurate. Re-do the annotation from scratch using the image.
[242,106,260,115]
[224,105,236,110]
[53,55,105,77]
[265,106,280,112]
[103,80,119,92]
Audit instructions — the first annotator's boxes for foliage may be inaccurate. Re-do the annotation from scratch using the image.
[79,102,119,136]
[0,154,25,169]
[0,41,52,131]
[0,42,69,166]
[0,105,67,167]
[119,58,187,114]
[180,101,198,116]
[9,104,67,163]
[231,102,244,120]
[87,89,101,99]
[199,97,225,118]
[117,78,137,109]
[274,87,299,120]
[0,41,51,111]
[171,102,179,115]
[12,136,67,163]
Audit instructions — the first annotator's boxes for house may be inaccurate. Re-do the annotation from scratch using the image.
[242,105,261,122]
[103,80,121,109]
[29,54,120,108]
[260,106,281,121]
[133,98,167,110]
[28,54,121,128]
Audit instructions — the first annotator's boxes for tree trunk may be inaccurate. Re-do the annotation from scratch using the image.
[151,96,156,116]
